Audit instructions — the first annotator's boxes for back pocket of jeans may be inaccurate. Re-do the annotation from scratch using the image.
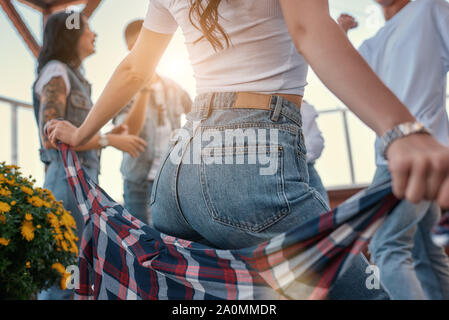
[150,138,178,206]
[200,144,290,233]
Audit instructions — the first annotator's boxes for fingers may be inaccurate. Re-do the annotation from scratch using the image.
[405,159,428,203]
[389,158,410,200]
[122,136,147,157]
[426,157,448,200]
[388,134,449,206]
[133,137,147,152]
[437,177,449,209]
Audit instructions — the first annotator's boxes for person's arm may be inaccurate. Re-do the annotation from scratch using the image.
[47,29,172,147]
[281,0,414,136]
[39,77,145,157]
[38,76,68,150]
[124,88,151,136]
[279,0,449,207]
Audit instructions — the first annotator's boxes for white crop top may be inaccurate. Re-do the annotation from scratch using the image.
[143,0,309,96]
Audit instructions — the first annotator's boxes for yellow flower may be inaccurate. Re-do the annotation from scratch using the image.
[70,242,79,257]
[10,201,16,206]
[27,196,44,208]
[21,186,34,196]
[0,201,11,214]
[64,230,75,241]
[60,240,69,252]
[37,224,41,229]
[0,188,11,197]
[51,262,66,275]
[25,213,33,221]
[0,237,10,246]
[26,261,31,268]
[61,212,77,229]
[47,213,59,228]
[21,220,35,241]
[60,273,70,290]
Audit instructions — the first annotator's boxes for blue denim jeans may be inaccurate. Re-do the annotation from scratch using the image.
[123,180,153,225]
[38,158,99,300]
[151,92,389,300]
[307,162,329,205]
[369,165,449,300]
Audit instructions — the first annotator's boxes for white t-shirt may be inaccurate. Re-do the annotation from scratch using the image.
[35,60,71,97]
[359,0,449,165]
[143,0,308,96]
[301,101,325,163]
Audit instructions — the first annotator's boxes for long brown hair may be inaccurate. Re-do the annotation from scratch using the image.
[189,0,230,51]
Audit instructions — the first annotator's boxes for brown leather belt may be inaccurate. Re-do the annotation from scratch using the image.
[233,92,302,111]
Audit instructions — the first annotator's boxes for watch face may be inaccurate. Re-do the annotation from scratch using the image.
[99,136,108,147]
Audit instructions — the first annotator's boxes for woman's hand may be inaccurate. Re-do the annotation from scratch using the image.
[386,134,449,208]
[107,134,147,158]
[337,14,358,34]
[46,119,82,147]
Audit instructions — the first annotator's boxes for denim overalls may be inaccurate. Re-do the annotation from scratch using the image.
[33,61,100,299]
[33,61,100,237]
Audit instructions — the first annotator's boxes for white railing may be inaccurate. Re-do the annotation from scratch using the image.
[0,95,33,165]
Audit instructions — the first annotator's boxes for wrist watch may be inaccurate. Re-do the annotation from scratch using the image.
[99,134,109,148]
[380,121,430,159]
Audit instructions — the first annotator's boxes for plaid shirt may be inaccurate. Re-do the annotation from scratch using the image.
[58,144,446,300]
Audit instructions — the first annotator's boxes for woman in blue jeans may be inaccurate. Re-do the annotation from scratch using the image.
[48,0,449,299]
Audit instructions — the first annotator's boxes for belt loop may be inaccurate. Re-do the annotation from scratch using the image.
[203,92,215,120]
[270,95,282,122]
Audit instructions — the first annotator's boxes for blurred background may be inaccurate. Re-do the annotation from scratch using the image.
[1,0,448,204]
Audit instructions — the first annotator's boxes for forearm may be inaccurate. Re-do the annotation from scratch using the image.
[125,90,150,136]
[282,1,415,136]
[75,29,172,146]
[76,59,148,145]
[42,133,102,151]
[73,134,102,151]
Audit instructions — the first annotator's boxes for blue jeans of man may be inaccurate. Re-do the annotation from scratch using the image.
[123,179,153,225]
[369,165,449,299]
[37,159,99,300]
[151,93,389,299]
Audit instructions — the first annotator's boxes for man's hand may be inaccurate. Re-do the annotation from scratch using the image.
[107,134,147,158]
[108,123,129,135]
[337,14,358,34]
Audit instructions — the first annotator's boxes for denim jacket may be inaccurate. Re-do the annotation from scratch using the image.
[32,60,101,170]
[114,75,192,184]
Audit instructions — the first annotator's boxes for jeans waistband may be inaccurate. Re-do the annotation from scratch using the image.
[191,92,303,126]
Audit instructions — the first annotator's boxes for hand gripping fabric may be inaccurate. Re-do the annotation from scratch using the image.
[59,143,403,300]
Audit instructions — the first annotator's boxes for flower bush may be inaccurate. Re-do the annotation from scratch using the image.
[0,162,78,300]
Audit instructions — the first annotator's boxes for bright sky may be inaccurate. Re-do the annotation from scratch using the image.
[0,0,444,201]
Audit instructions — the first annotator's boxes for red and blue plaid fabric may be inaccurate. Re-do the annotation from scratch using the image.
[59,143,403,300]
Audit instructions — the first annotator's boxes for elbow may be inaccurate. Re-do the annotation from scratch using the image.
[119,58,149,88]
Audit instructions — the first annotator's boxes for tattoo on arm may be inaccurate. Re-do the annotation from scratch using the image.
[39,76,67,142]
